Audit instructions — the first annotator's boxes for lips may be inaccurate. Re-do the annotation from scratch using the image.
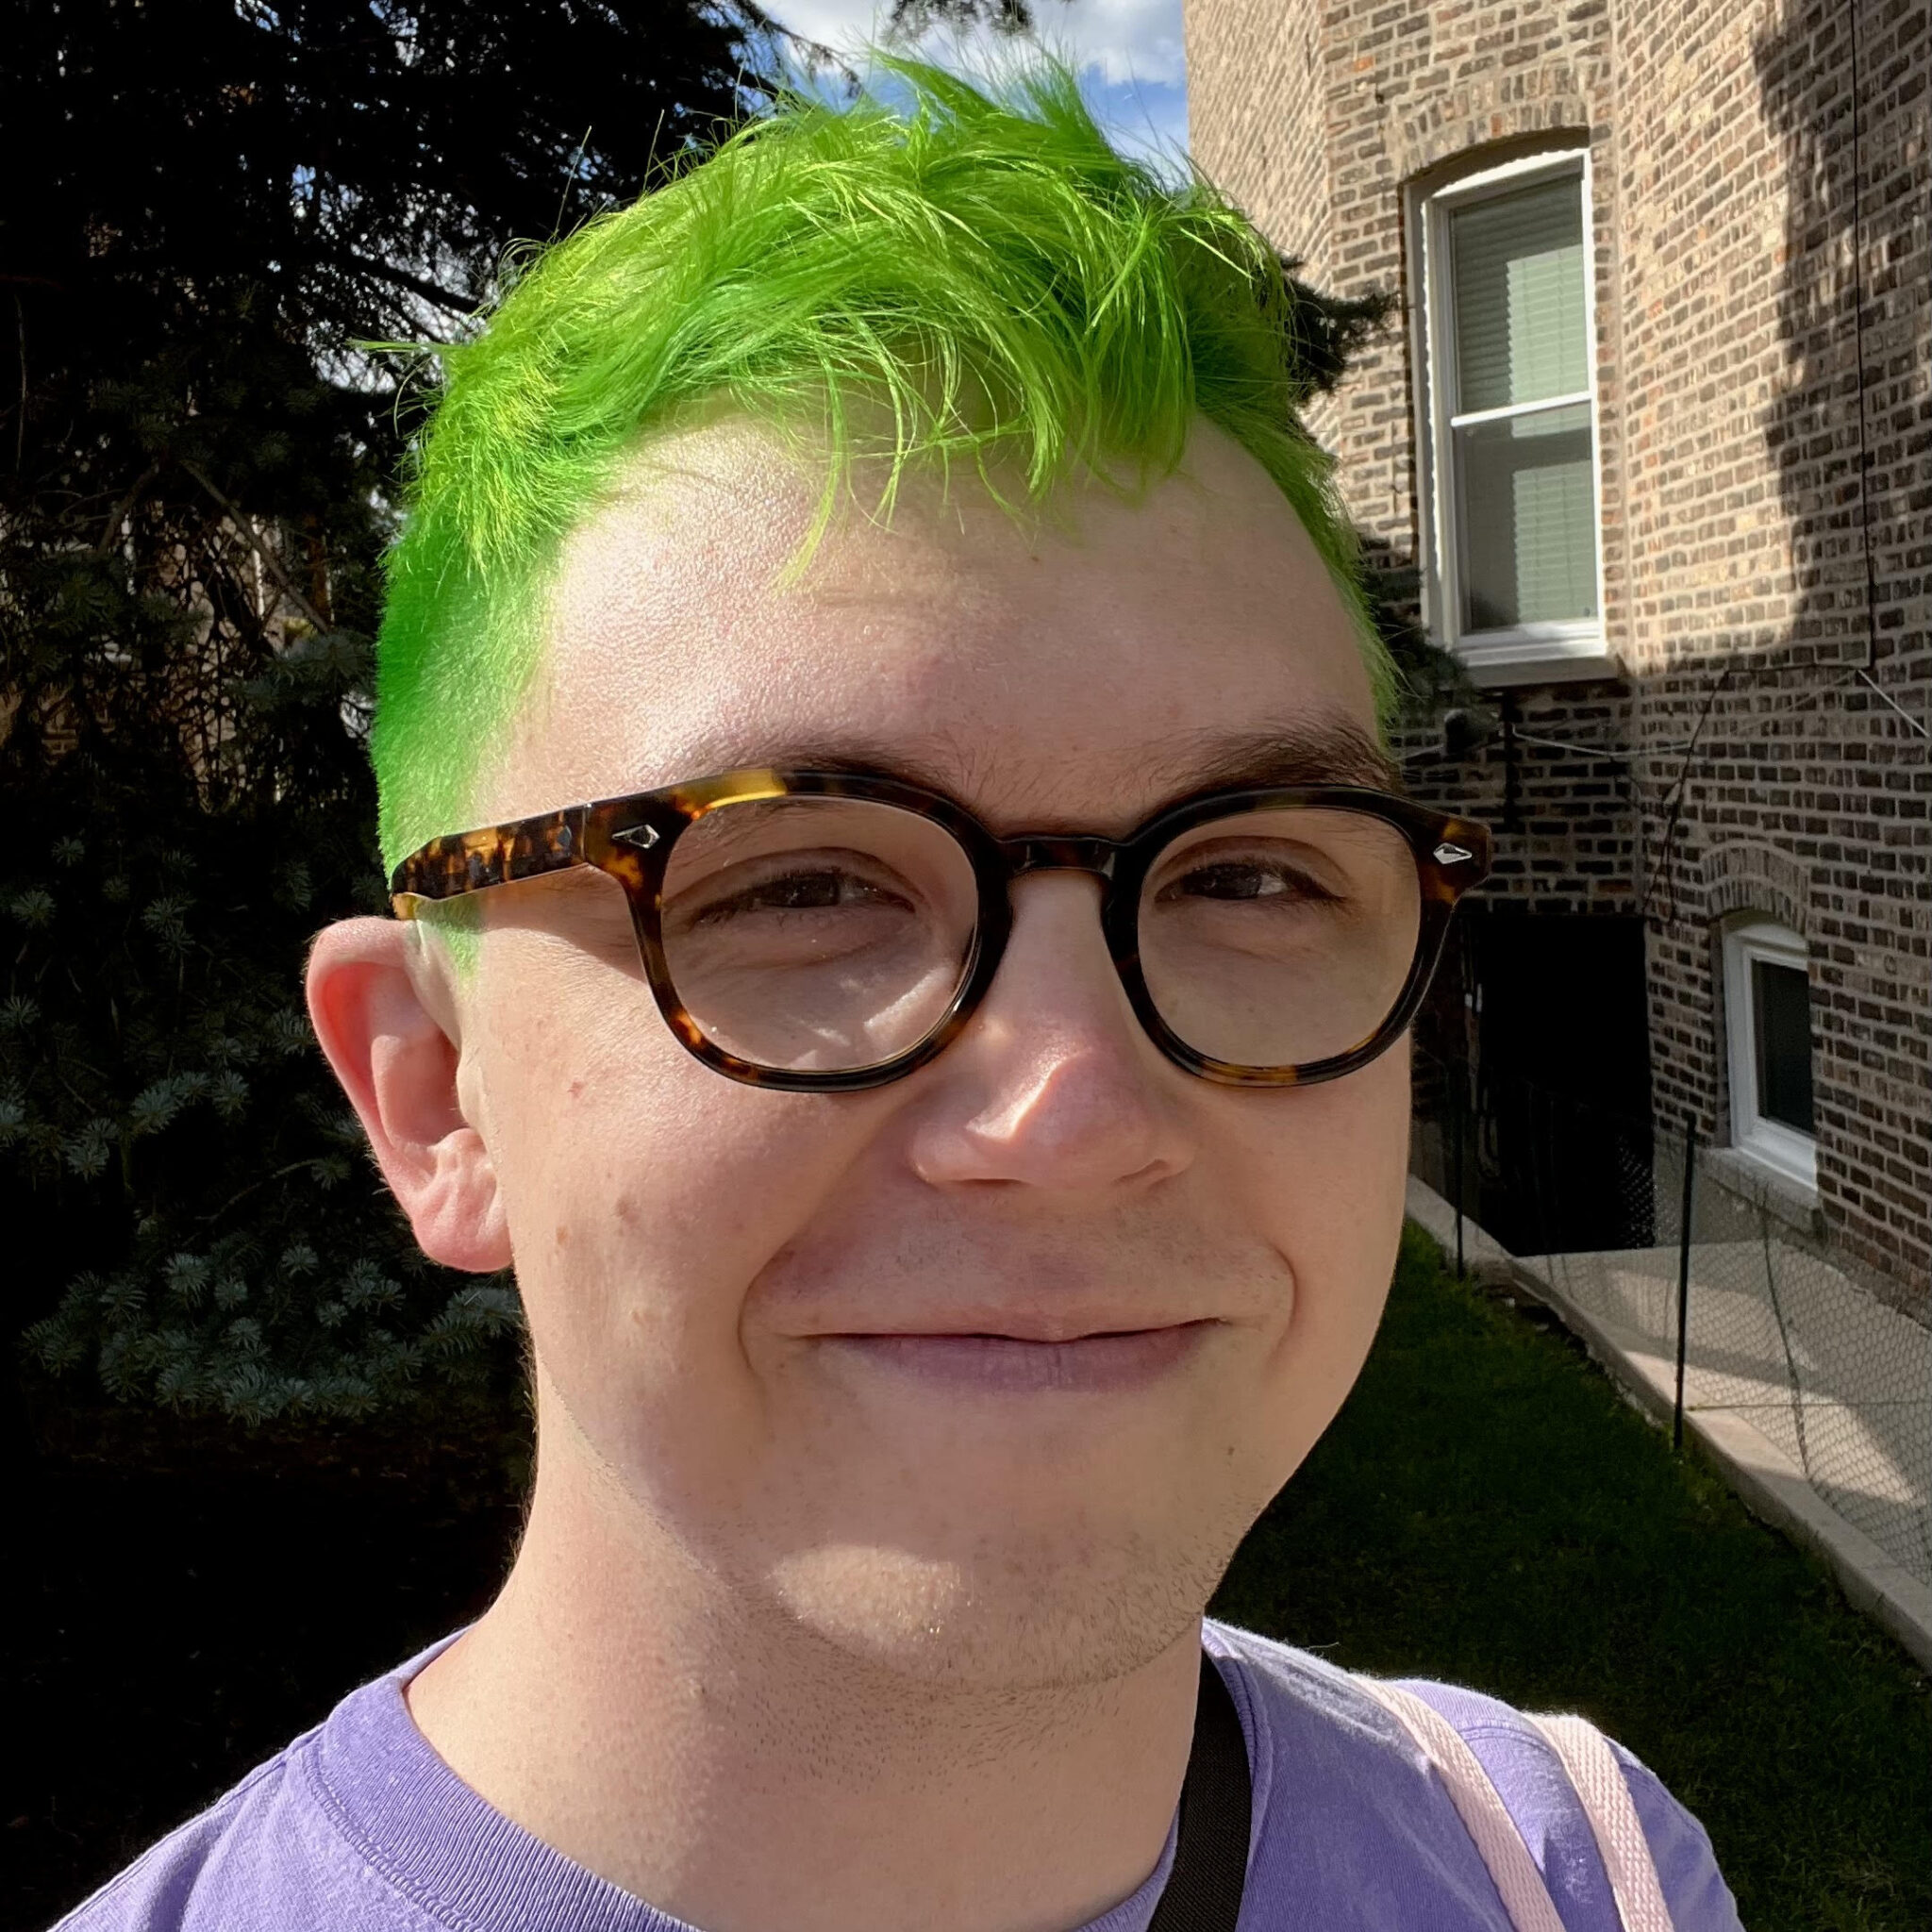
[817,1320,1216,1392]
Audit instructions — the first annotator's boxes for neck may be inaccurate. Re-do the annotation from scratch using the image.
[406,1443,1202,1932]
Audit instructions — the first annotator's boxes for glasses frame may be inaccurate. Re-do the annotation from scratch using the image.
[390,768,1492,1093]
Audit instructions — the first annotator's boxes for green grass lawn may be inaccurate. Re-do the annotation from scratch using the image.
[1211,1222,1932,1932]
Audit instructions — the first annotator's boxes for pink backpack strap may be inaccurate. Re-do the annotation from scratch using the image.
[1353,1677,1567,1932]
[1529,1715,1676,1932]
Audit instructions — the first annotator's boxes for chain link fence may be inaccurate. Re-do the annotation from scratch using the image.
[1412,1048,1932,1592]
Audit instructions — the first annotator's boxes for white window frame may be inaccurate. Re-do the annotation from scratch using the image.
[1409,147,1612,684]
[1722,917,1818,1193]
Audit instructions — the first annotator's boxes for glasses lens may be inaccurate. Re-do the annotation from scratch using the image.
[1138,807,1422,1071]
[659,795,979,1074]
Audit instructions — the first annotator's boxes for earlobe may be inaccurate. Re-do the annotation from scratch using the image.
[305,918,515,1274]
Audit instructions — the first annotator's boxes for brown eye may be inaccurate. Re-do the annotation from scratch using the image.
[692,868,909,924]
[1158,860,1335,905]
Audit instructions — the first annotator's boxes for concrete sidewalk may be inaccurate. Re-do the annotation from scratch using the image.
[1406,1175,1932,1673]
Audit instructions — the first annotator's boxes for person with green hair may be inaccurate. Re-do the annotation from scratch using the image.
[60,60,1738,1932]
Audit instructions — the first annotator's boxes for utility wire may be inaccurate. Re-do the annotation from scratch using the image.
[1639,660,1736,923]
[1398,658,1915,769]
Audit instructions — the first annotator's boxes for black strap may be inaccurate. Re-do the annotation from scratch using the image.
[1145,1651,1253,1932]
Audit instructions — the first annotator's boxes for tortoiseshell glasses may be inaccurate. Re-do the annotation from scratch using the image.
[390,770,1492,1093]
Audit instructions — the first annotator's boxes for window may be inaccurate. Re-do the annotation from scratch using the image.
[1723,918,1817,1191]
[1413,152,1607,678]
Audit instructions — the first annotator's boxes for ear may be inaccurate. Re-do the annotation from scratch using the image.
[305,917,514,1274]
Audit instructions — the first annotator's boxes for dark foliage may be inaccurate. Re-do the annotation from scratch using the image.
[1280,263,1392,402]
[886,0,1038,34]
[1,0,774,1421]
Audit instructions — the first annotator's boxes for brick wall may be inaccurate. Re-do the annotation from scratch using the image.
[1184,0,1332,283]
[1391,683,1638,912]
[1186,0,1930,1301]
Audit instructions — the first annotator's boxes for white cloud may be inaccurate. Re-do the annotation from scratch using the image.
[765,0,1189,160]
[1029,0,1184,89]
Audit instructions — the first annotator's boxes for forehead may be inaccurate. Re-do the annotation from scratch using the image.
[491,416,1380,832]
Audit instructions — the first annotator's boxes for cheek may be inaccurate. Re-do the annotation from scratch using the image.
[469,936,883,1478]
[1231,1049,1410,1468]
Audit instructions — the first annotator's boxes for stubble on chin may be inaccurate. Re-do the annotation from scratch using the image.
[758,1500,1254,1706]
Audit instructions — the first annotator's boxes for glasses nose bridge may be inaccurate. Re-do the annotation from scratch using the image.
[1000,834,1124,882]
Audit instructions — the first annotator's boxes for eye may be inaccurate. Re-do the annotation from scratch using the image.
[689,866,911,923]
[1158,858,1337,905]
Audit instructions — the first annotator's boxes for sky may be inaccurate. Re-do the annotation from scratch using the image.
[762,0,1190,171]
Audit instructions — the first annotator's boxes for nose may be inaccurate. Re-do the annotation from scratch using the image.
[905,873,1194,1193]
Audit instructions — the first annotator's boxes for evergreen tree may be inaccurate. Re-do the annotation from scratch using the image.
[2,0,777,1424]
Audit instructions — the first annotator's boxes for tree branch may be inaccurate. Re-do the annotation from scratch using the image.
[92,462,161,554]
[344,253,479,319]
[180,462,331,634]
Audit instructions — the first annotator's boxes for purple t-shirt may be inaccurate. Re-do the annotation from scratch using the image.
[53,1620,1741,1931]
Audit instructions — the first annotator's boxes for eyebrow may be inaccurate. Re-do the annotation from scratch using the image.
[1140,717,1400,795]
[650,711,1398,822]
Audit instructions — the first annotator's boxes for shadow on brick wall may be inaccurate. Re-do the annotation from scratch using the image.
[1615,1,1929,1291]
[1754,0,1929,678]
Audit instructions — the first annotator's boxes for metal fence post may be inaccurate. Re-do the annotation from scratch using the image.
[1451,1057,1466,1278]
[1674,1112,1698,1452]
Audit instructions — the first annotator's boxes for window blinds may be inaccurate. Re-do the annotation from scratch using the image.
[1444,175,1598,630]
[1450,179,1588,410]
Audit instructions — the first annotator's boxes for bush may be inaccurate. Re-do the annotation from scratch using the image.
[3,0,765,1423]
[5,633,523,1424]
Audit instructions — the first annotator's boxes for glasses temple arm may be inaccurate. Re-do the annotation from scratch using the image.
[388,804,593,918]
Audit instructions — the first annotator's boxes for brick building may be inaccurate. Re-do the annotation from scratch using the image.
[1184,0,1929,1305]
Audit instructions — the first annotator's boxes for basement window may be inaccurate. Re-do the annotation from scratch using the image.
[1412,150,1609,681]
[1723,917,1817,1192]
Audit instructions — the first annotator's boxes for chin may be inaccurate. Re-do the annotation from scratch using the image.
[759,1509,1247,1694]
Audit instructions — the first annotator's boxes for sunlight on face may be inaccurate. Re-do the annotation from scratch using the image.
[461,418,1410,1689]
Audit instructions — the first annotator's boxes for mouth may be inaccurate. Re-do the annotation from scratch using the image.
[817,1321,1219,1393]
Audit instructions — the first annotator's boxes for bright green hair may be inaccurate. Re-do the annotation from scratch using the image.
[371,57,1391,880]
